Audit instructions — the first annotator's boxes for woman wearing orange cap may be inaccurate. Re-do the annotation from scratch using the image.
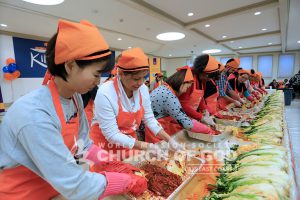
[217,58,246,110]
[146,66,215,142]
[179,54,223,135]
[0,20,147,200]
[150,72,164,92]
[247,69,265,99]
[228,69,256,103]
[90,48,183,160]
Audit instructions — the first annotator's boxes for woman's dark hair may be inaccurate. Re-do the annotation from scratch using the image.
[46,33,113,81]
[226,58,235,65]
[250,69,255,74]
[192,54,209,75]
[81,85,98,108]
[234,68,243,77]
[165,70,187,93]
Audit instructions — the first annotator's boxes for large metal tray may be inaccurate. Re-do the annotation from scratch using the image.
[215,118,241,127]
[187,125,232,142]
[123,149,204,200]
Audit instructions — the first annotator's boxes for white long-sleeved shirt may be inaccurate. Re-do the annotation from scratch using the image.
[94,78,162,149]
[0,86,106,200]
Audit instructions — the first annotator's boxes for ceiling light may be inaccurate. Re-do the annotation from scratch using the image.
[0,24,8,27]
[169,54,172,57]
[202,49,222,54]
[297,40,300,43]
[117,38,122,41]
[156,32,185,41]
[187,12,194,16]
[205,24,210,28]
[238,46,243,49]
[128,46,132,49]
[268,42,273,45]
[222,35,227,38]
[254,11,261,15]
[230,41,234,43]
[22,0,64,5]
[261,28,267,31]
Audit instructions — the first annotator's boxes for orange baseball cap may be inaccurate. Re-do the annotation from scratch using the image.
[226,58,240,69]
[219,63,225,72]
[117,48,149,71]
[238,69,250,75]
[55,19,111,65]
[176,65,194,82]
[156,72,163,77]
[110,66,117,76]
[203,55,221,73]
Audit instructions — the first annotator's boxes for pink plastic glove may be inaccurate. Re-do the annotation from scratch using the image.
[84,144,117,166]
[99,172,147,199]
[191,119,211,134]
[247,95,255,102]
[252,91,260,101]
[257,88,264,94]
[214,112,224,119]
[262,88,268,94]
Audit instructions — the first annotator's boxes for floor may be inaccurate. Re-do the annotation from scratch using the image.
[285,94,300,192]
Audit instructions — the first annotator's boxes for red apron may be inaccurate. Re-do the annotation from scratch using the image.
[90,78,144,159]
[0,79,79,200]
[153,81,159,90]
[205,80,219,115]
[145,83,183,143]
[180,75,205,111]
[84,99,94,127]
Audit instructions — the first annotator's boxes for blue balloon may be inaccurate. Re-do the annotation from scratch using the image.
[8,63,17,73]
[2,66,9,73]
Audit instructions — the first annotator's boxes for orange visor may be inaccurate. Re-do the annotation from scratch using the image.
[176,65,194,82]
[117,48,149,72]
[203,55,221,73]
[55,19,111,65]
[156,72,163,77]
[238,69,250,75]
[219,63,225,72]
[226,58,240,69]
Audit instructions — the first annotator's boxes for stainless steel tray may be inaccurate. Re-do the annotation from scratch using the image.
[215,118,241,127]
[187,125,232,142]
[123,151,204,200]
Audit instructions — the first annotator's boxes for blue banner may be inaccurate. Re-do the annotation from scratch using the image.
[13,37,115,78]
[13,37,47,78]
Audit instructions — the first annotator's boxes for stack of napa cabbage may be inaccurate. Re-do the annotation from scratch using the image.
[233,91,285,145]
[205,144,290,200]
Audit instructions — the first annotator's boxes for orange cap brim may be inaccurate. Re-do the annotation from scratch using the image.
[176,65,194,82]
[203,55,220,73]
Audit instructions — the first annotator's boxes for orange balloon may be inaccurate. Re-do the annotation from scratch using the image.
[12,70,21,79]
[4,73,13,81]
[6,58,15,65]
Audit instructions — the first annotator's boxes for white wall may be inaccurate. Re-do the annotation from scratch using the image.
[161,57,187,76]
[162,52,300,85]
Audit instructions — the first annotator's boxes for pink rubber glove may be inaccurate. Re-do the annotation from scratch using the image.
[262,88,268,94]
[247,95,255,102]
[99,172,147,199]
[191,119,211,134]
[257,88,264,94]
[214,112,224,119]
[252,91,260,100]
[84,144,117,165]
